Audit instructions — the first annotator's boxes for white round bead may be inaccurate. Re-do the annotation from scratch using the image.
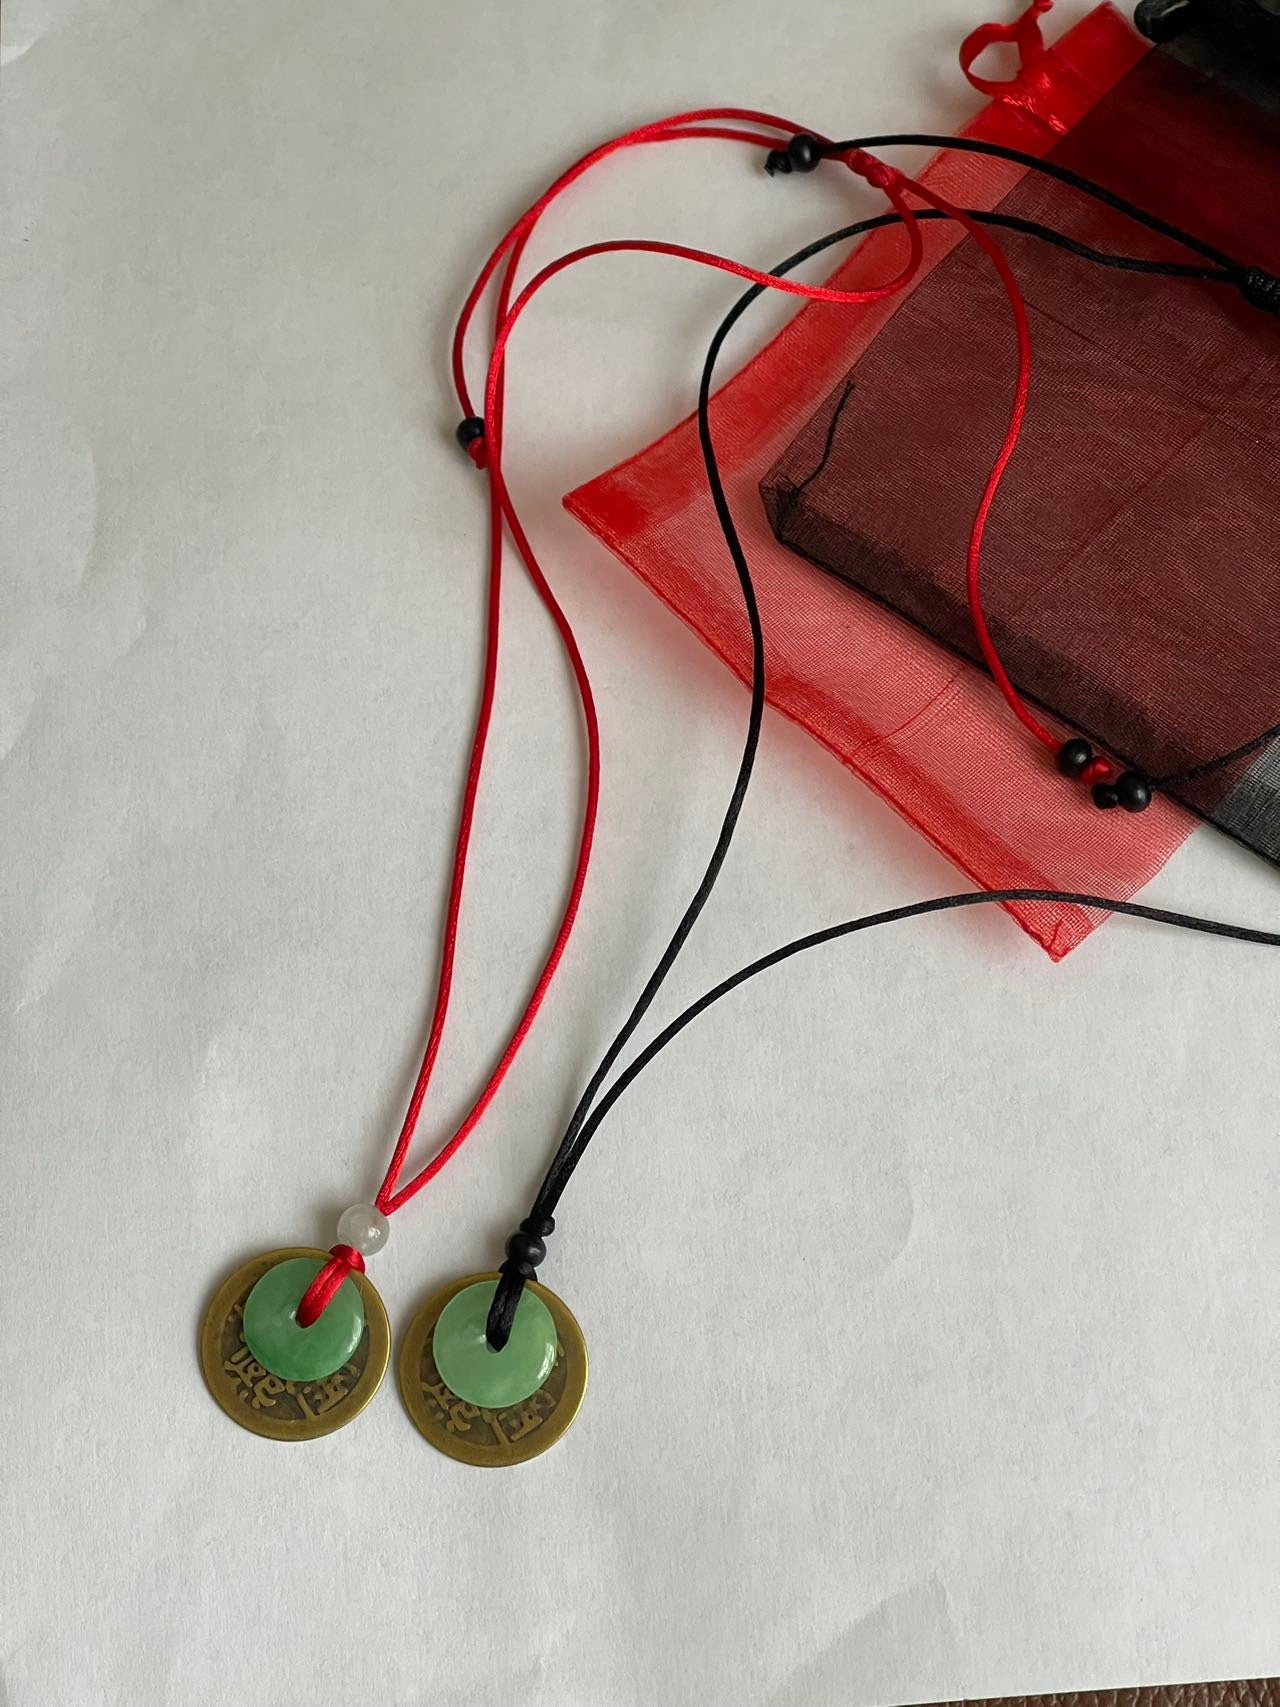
[336,1203,390,1256]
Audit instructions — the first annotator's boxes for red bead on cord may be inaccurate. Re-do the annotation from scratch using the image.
[852,146,1143,809]
[761,137,1056,764]
[844,143,1158,812]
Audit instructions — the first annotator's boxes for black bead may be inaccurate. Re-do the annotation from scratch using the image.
[1091,782,1120,810]
[455,416,485,449]
[520,1214,554,1239]
[764,149,790,176]
[786,134,822,174]
[1114,770,1153,813]
[1238,267,1280,316]
[1057,737,1094,779]
[505,1229,546,1269]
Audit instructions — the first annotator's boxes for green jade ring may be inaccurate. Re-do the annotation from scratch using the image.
[431,1279,557,1409]
[242,1256,366,1383]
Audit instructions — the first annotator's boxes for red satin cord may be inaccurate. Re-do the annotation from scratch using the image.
[301,259,565,1319]
[302,118,820,1324]
[480,223,928,441]
[375,240,603,1218]
[295,1245,365,1330]
[374,121,925,1226]
[836,148,1057,755]
[450,109,832,416]
[301,267,558,1319]
[959,0,1054,101]
[387,197,928,1214]
[381,204,927,1219]
[303,122,946,1325]
[912,184,1056,752]
[568,139,1048,760]
[367,119,831,1240]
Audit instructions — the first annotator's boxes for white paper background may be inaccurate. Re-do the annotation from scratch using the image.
[2,1,1278,1703]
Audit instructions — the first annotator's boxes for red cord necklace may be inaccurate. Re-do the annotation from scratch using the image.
[200,111,961,1444]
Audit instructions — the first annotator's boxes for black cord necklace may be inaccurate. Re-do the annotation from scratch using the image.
[480,145,1280,1359]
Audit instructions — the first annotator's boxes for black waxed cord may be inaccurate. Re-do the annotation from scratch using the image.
[1157,718,1280,787]
[484,228,769,1348]
[483,191,1278,1350]
[827,132,1241,270]
[822,135,1280,350]
[568,888,1280,1156]
[828,206,1228,281]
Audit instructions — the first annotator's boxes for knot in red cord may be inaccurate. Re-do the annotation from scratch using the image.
[296,1243,366,1329]
[466,438,489,470]
[959,0,1054,97]
[841,149,902,195]
[1080,757,1114,786]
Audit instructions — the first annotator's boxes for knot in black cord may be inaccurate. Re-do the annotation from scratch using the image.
[1237,268,1280,315]
[764,134,823,177]
[484,1214,554,1350]
[502,1214,553,1278]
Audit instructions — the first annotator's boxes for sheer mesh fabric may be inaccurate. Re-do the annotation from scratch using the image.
[763,40,1280,864]
[567,6,1197,959]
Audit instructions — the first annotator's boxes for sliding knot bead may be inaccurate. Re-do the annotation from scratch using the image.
[456,417,488,467]
[503,1228,547,1278]
[1114,769,1153,812]
[519,1213,554,1239]
[1238,268,1280,315]
[785,133,821,173]
[765,134,821,176]
[336,1202,389,1256]
[1091,781,1121,810]
[1057,737,1094,779]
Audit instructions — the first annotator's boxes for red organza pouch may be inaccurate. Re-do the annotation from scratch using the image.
[567,4,1195,960]
[761,18,1280,868]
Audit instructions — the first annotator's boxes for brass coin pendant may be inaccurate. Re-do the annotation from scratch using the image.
[200,1246,390,1440]
[398,1272,587,1465]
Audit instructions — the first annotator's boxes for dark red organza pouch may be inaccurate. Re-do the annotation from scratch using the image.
[761,16,1280,869]
[567,5,1204,960]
